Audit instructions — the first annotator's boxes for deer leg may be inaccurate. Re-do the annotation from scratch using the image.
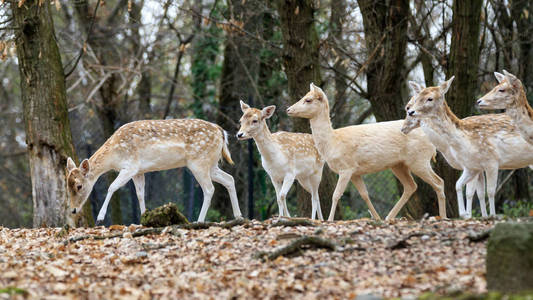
[409,161,446,219]
[311,170,324,221]
[485,166,499,216]
[132,173,146,215]
[211,166,242,219]
[350,174,381,220]
[475,172,487,217]
[96,169,136,225]
[279,174,296,218]
[299,177,320,220]
[189,165,215,222]
[387,165,417,220]
[328,171,352,221]
[455,169,478,218]
[270,179,284,217]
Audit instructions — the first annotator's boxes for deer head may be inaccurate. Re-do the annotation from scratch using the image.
[477,70,523,110]
[405,76,455,119]
[287,83,329,119]
[66,157,95,215]
[237,101,276,140]
[401,96,422,134]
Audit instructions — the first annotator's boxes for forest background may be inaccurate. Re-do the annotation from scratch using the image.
[0,0,532,227]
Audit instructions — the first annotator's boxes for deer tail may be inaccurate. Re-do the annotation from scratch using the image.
[219,127,234,165]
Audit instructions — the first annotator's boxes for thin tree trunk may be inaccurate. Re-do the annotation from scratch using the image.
[12,0,88,227]
[215,0,262,219]
[276,0,338,219]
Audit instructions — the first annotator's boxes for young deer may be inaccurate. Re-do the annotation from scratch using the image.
[66,119,242,224]
[477,70,533,145]
[404,77,533,217]
[287,83,446,221]
[237,101,325,220]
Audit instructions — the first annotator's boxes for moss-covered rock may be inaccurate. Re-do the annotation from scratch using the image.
[486,222,533,293]
[140,203,189,227]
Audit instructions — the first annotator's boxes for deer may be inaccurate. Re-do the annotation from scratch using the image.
[403,77,533,217]
[477,70,533,145]
[237,101,325,220]
[66,119,242,225]
[286,83,446,221]
[403,100,487,218]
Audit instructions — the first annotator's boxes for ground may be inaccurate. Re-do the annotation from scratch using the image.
[0,218,496,299]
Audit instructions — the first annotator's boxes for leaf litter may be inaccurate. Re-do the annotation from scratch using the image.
[0,217,497,299]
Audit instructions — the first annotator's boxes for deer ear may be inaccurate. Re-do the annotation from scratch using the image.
[503,70,520,89]
[494,72,506,83]
[408,81,423,95]
[80,159,90,175]
[439,76,454,94]
[310,83,326,100]
[261,105,276,119]
[310,83,316,91]
[240,100,250,113]
[67,157,76,172]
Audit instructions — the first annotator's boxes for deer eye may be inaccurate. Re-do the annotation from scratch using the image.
[305,99,312,103]
[499,89,505,93]
[427,98,433,102]
[252,120,258,124]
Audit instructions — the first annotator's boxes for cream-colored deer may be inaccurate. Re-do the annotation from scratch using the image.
[237,101,324,220]
[66,119,242,224]
[477,70,533,145]
[287,83,446,221]
[404,77,533,217]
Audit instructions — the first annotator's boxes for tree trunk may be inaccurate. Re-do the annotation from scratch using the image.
[329,0,349,127]
[215,0,262,219]
[276,0,338,219]
[12,0,87,227]
[438,0,482,217]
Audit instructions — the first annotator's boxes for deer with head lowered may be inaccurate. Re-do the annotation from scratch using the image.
[237,101,324,220]
[477,70,533,145]
[404,77,533,217]
[67,119,242,225]
[287,83,446,221]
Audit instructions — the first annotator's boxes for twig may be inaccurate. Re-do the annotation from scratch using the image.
[270,219,317,227]
[254,236,338,261]
[386,232,432,250]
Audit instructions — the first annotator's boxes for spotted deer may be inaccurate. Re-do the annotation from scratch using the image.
[404,77,533,217]
[477,70,533,145]
[403,99,487,218]
[67,119,242,224]
[287,83,446,221]
[237,101,325,220]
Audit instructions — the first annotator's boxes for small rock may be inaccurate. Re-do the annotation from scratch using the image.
[421,235,430,241]
[135,251,148,258]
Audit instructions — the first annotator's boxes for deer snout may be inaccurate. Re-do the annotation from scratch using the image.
[236,132,245,139]
[476,99,483,105]
[71,208,77,214]
[286,107,294,115]
[408,110,415,116]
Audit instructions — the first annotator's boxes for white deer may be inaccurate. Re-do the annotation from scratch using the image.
[66,119,242,224]
[404,77,533,217]
[287,83,446,221]
[477,70,533,145]
[237,101,325,220]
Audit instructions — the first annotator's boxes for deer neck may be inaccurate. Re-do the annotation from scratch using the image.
[422,103,467,149]
[506,86,533,124]
[309,109,335,158]
[87,145,115,182]
[252,124,281,162]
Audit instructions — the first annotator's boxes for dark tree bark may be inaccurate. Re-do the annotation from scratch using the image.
[329,0,349,127]
[12,0,89,227]
[439,0,483,217]
[358,0,409,122]
[276,0,337,219]
[215,0,262,219]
